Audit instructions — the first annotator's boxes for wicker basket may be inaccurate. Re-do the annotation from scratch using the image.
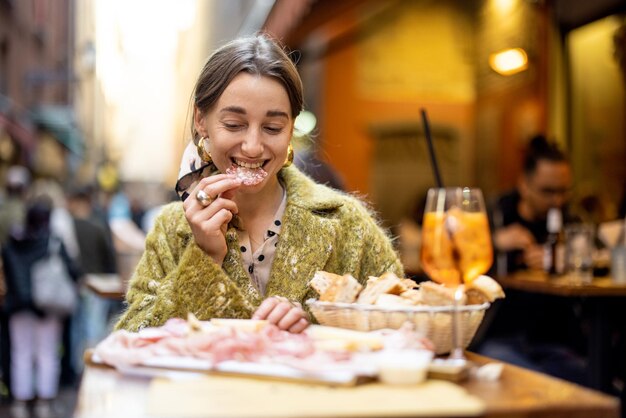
[306,299,489,355]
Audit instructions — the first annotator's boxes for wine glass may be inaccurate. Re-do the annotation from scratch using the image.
[420,187,493,360]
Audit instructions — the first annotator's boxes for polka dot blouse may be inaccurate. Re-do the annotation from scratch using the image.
[236,191,286,296]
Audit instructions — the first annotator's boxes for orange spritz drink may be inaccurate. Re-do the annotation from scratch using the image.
[420,188,493,287]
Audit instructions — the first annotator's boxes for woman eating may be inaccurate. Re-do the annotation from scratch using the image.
[115,34,402,333]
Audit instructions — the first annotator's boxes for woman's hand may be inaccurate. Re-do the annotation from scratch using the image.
[252,296,309,333]
[183,174,242,265]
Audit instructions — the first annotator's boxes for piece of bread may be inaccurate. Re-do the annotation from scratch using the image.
[309,271,363,303]
[309,271,342,296]
[356,273,406,304]
[401,278,419,290]
[465,275,505,304]
[374,293,415,307]
[399,289,422,305]
[419,282,467,306]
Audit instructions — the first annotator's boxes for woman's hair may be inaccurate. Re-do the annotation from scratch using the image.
[522,135,568,177]
[191,34,303,142]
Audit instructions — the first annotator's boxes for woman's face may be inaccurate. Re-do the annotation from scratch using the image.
[195,73,294,194]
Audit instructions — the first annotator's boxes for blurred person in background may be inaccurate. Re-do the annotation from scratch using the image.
[115,34,402,332]
[490,135,574,273]
[0,165,31,402]
[66,185,119,375]
[29,180,81,388]
[140,190,180,234]
[2,195,80,418]
[475,135,587,386]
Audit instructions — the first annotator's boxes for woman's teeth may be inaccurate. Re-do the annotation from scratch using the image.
[234,159,264,169]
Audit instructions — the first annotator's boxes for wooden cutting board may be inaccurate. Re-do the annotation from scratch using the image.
[147,374,485,417]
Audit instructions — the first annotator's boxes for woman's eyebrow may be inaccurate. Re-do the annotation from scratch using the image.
[219,107,288,119]
[266,110,289,118]
[220,106,246,115]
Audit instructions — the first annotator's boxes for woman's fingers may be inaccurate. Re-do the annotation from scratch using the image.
[183,174,241,211]
[251,297,279,320]
[288,318,309,334]
[197,208,233,235]
[265,302,292,325]
[277,306,308,332]
[190,198,239,223]
[252,297,308,333]
[196,175,242,204]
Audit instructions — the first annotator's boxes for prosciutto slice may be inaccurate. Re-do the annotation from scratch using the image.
[94,319,314,368]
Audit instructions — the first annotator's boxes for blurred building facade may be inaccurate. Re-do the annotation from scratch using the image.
[0,0,80,183]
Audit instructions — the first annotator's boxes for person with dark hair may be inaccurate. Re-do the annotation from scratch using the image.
[491,135,573,272]
[115,34,402,333]
[0,166,31,245]
[2,195,80,418]
[66,185,118,374]
[476,135,587,386]
[0,166,31,403]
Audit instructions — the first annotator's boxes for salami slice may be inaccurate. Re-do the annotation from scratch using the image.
[226,165,268,186]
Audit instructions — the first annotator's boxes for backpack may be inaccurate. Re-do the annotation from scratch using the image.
[31,237,77,316]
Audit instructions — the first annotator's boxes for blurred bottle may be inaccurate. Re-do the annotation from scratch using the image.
[492,205,508,276]
[544,208,563,276]
[611,217,626,283]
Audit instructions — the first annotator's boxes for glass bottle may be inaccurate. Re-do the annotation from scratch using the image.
[544,207,563,276]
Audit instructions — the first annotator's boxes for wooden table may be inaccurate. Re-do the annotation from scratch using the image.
[497,270,626,392]
[73,352,619,418]
[84,273,126,300]
[497,271,626,297]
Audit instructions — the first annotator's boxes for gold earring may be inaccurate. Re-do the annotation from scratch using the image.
[283,143,294,167]
[196,136,212,163]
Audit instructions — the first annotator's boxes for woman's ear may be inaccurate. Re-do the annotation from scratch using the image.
[194,107,206,137]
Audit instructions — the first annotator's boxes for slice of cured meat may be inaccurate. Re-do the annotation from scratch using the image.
[225,165,267,186]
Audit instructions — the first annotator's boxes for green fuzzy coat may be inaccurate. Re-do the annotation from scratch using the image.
[115,166,403,332]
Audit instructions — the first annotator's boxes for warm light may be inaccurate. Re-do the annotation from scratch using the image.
[489,48,528,75]
[492,0,517,15]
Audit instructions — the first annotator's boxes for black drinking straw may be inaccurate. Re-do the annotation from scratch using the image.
[420,108,443,188]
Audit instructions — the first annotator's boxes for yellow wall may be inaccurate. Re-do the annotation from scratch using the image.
[320,1,477,225]
[569,16,626,206]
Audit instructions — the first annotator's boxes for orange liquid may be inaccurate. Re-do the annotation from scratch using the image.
[420,211,493,287]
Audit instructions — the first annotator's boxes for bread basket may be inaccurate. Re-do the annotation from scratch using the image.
[306,299,489,355]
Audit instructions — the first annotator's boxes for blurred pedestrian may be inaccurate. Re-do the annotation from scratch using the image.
[30,180,81,387]
[0,165,31,402]
[2,195,80,418]
[66,185,118,374]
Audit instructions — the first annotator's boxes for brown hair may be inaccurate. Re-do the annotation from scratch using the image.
[191,34,303,142]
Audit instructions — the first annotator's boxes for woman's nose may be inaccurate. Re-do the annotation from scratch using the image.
[241,129,263,157]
